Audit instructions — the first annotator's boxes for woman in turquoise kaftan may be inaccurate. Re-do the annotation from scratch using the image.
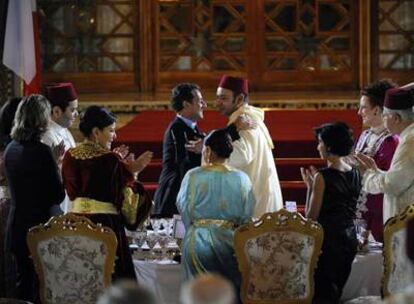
[176,129,255,298]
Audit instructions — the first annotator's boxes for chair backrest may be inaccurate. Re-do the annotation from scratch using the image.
[234,209,324,304]
[383,204,414,297]
[26,213,117,304]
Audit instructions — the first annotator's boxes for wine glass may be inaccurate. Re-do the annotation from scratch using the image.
[158,234,170,260]
[146,234,159,259]
[150,218,161,234]
[134,231,147,250]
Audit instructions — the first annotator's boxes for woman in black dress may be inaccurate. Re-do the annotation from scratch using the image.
[301,122,361,304]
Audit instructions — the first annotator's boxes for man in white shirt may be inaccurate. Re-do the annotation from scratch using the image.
[42,82,78,157]
[42,82,79,214]
[215,75,283,217]
[356,87,414,222]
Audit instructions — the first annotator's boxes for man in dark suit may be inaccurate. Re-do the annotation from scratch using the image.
[154,83,206,217]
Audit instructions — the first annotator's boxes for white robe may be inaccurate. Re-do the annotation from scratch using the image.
[42,120,76,152]
[41,120,76,214]
[362,123,414,222]
[225,104,283,217]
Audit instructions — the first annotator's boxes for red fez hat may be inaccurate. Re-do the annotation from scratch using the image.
[384,88,413,110]
[45,83,78,107]
[218,75,248,96]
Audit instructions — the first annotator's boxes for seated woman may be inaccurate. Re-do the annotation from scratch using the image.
[62,106,153,280]
[300,122,362,304]
[176,129,255,302]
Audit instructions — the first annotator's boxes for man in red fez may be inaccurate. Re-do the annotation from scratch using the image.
[215,75,283,217]
[41,82,79,214]
[356,85,414,221]
[42,82,78,155]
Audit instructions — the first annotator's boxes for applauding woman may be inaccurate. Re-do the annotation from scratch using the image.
[301,122,361,304]
[62,106,153,280]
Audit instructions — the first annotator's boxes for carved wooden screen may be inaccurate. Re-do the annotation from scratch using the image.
[38,0,138,92]
[155,0,249,90]
[155,0,358,91]
[374,0,414,85]
[256,0,357,90]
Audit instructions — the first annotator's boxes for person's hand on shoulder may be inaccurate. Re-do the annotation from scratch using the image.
[235,114,257,131]
[185,138,203,154]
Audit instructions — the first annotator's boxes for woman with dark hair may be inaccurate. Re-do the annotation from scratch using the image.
[0,97,21,297]
[176,128,255,300]
[300,122,362,304]
[62,105,153,280]
[4,95,65,302]
[355,80,399,242]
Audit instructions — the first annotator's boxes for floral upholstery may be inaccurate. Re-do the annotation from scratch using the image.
[27,214,117,304]
[244,231,315,300]
[36,235,107,304]
[387,229,414,293]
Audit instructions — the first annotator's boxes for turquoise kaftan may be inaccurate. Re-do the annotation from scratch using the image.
[176,164,255,292]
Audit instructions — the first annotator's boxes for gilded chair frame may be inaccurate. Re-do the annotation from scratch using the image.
[26,213,117,304]
[234,209,324,304]
[382,204,414,297]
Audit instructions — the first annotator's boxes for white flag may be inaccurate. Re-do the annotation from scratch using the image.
[2,0,37,85]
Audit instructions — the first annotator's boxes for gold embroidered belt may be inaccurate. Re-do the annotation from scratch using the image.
[71,197,118,214]
[193,219,236,230]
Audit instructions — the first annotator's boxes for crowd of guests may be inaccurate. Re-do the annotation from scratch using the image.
[0,76,413,304]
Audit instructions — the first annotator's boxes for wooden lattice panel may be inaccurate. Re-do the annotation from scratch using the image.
[38,0,137,73]
[378,0,414,70]
[158,0,247,72]
[264,0,353,72]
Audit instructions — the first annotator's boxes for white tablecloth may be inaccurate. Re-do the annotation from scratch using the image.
[342,249,383,301]
[134,260,182,304]
[134,250,383,303]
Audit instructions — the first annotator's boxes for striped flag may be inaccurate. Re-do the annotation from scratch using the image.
[2,0,42,95]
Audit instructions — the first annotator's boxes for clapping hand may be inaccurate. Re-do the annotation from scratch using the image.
[51,140,66,163]
[124,150,153,174]
[300,165,318,188]
[113,144,129,159]
[354,152,378,174]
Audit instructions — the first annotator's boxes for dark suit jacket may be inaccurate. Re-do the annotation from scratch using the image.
[4,140,65,255]
[153,117,204,217]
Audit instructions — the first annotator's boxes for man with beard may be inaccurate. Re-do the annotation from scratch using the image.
[215,75,283,218]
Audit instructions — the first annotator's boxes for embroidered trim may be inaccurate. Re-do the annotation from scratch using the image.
[121,187,139,226]
[71,197,118,214]
[69,142,111,160]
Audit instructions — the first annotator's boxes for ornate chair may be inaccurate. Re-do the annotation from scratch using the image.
[234,209,324,304]
[26,214,117,304]
[383,204,414,297]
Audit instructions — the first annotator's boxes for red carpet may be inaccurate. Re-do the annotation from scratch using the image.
[115,109,362,206]
[115,109,362,158]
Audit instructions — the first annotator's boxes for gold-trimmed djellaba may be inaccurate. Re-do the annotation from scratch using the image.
[69,141,111,160]
[122,186,139,227]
